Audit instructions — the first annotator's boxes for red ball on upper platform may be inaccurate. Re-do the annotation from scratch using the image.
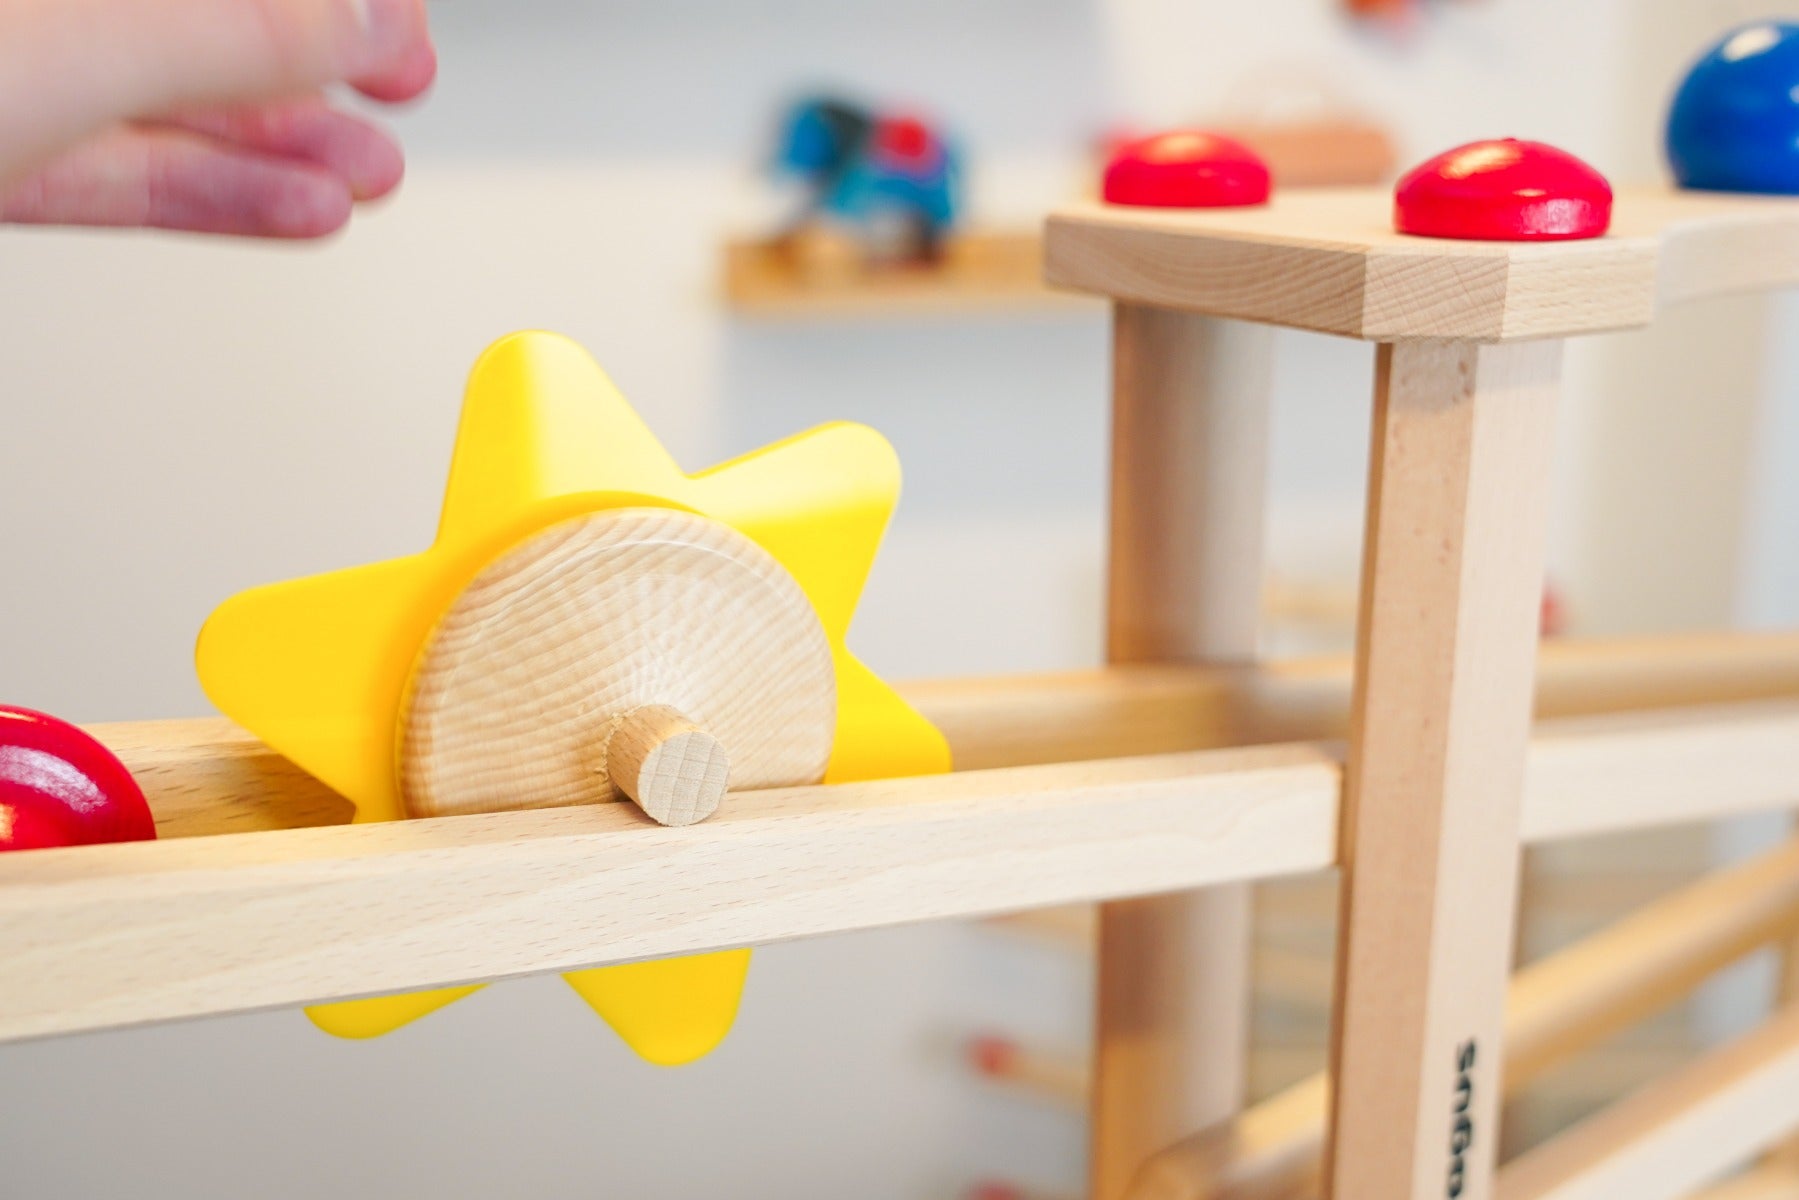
[1394,139,1612,241]
[1103,131,1271,208]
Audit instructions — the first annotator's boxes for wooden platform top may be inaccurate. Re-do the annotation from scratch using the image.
[1045,186,1799,342]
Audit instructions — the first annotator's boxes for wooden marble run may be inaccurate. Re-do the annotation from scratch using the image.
[8,27,1799,1200]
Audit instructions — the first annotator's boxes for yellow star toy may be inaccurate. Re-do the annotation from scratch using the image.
[196,330,950,1065]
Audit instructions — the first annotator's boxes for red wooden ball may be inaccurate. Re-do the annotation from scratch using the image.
[1103,130,1271,209]
[0,795,83,851]
[1394,139,1613,241]
[0,705,155,851]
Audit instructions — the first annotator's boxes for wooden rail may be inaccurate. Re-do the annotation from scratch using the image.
[2,697,1795,1044]
[1689,1166,1799,1200]
[102,630,1799,839]
[914,629,1799,771]
[1497,1005,1799,1200]
[1128,834,1799,1200]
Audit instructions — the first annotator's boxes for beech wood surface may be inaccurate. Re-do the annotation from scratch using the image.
[1091,307,1273,1200]
[1045,187,1799,342]
[1324,339,1563,1200]
[3,698,1795,1044]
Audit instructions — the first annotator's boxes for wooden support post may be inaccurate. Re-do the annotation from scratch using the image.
[1324,339,1564,1200]
[1091,304,1273,1200]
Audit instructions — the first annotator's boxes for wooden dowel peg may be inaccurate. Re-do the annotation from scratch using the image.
[602,705,730,827]
[965,1034,1089,1109]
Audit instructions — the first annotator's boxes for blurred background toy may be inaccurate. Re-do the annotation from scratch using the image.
[1343,0,1475,37]
[1109,71,1397,189]
[772,93,962,265]
[727,91,1060,318]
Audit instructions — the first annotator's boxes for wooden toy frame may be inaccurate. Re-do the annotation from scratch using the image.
[5,186,1799,1200]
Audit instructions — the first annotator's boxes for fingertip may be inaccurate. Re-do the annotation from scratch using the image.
[265,171,354,238]
[353,38,437,104]
[334,121,405,201]
[161,100,407,203]
[354,138,405,202]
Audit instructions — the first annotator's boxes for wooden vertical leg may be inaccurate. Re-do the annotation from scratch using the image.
[1090,304,1273,1200]
[1325,339,1564,1200]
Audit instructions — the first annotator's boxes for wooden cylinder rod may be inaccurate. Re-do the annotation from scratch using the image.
[601,705,730,827]
[966,1034,1088,1110]
[1128,834,1799,1200]
[1090,306,1275,1200]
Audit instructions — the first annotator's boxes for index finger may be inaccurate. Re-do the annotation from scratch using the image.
[0,0,434,182]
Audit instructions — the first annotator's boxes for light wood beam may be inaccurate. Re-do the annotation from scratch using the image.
[1092,306,1275,1200]
[1325,339,1563,1200]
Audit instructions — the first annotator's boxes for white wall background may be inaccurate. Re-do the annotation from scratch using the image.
[1,2,1795,1197]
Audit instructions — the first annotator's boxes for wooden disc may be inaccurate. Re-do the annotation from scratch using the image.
[399,507,836,819]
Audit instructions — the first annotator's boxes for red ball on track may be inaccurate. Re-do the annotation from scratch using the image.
[1394,139,1612,241]
[0,705,155,850]
[1103,130,1271,209]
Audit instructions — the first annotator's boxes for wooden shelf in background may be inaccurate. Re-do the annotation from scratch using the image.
[721,229,1094,320]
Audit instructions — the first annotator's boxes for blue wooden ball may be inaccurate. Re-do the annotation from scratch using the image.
[1667,21,1799,194]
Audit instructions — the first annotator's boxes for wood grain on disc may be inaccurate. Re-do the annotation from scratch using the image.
[399,508,836,819]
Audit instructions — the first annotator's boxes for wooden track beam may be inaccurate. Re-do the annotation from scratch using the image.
[98,629,1799,840]
[1688,1165,1799,1200]
[1767,887,1799,1177]
[1129,833,1799,1200]
[3,698,1796,1045]
[1496,1004,1799,1200]
[915,632,1799,773]
[0,741,1338,1044]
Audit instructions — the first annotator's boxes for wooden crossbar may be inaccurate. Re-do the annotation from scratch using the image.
[916,629,1799,771]
[1,698,1795,1045]
[1496,1004,1799,1200]
[1128,834,1799,1200]
[1688,1165,1799,1200]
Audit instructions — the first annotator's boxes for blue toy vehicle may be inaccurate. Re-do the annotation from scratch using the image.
[773,95,962,261]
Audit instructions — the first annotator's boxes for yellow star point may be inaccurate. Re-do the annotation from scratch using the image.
[197,331,949,1062]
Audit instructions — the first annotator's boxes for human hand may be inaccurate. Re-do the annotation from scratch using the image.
[0,0,435,238]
